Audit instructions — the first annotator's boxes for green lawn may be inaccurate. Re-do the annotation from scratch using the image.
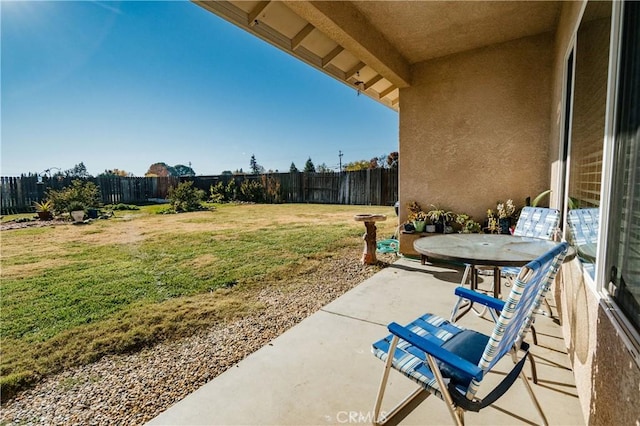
[0,203,397,399]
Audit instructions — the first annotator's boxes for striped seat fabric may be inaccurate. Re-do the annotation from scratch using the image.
[513,206,561,239]
[371,242,569,426]
[566,208,599,277]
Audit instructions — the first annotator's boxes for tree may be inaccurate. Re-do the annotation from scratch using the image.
[98,169,133,177]
[386,151,399,169]
[303,157,316,173]
[344,160,370,171]
[317,163,332,173]
[145,162,176,177]
[289,162,298,173]
[221,170,233,176]
[64,162,91,178]
[249,154,264,174]
[174,164,196,177]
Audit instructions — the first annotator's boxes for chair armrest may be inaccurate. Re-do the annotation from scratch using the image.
[454,287,505,311]
[387,322,483,381]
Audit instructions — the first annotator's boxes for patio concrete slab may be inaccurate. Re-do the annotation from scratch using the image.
[148,258,584,425]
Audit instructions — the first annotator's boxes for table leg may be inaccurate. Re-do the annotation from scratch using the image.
[493,266,501,298]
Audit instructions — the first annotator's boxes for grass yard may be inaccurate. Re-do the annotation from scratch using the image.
[0,203,397,400]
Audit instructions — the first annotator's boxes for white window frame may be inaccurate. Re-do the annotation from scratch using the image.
[598,0,640,367]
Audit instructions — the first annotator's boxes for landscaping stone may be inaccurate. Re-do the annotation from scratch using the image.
[0,253,395,425]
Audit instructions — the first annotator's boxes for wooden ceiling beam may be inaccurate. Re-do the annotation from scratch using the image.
[248,1,270,26]
[378,84,396,99]
[283,1,411,88]
[322,45,344,68]
[291,23,315,50]
[345,61,365,80]
[364,74,383,90]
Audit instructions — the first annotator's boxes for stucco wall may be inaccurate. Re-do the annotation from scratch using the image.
[559,261,640,425]
[552,2,640,424]
[398,33,553,254]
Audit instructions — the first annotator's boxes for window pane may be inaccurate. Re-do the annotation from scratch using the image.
[567,1,612,277]
[608,0,640,333]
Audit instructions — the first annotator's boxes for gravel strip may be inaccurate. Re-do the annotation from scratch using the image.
[1,253,395,425]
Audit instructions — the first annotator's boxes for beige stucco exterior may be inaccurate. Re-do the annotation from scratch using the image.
[199,1,640,424]
[551,3,640,424]
[398,33,554,254]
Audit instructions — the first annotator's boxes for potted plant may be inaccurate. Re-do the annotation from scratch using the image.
[406,201,429,233]
[455,213,482,233]
[67,201,86,223]
[427,205,454,233]
[33,200,54,221]
[497,199,517,234]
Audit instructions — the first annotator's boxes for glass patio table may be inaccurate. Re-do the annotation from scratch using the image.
[414,233,564,299]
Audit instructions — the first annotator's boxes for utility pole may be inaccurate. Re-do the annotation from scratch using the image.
[339,150,343,173]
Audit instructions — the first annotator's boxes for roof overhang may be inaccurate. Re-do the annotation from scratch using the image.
[195,1,561,111]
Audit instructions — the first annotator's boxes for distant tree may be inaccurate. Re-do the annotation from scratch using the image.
[145,162,176,177]
[249,154,264,174]
[289,162,298,173]
[98,168,133,177]
[221,170,233,176]
[64,162,91,178]
[234,168,245,175]
[174,164,196,177]
[369,158,380,169]
[317,163,332,173]
[386,151,399,169]
[344,160,370,171]
[303,157,316,173]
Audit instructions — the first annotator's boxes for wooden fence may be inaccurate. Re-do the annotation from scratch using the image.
[0,169,397,214]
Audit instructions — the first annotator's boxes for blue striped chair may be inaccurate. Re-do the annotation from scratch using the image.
[566,208,599,277]
[372,242,568,425]
[459,207,560,317]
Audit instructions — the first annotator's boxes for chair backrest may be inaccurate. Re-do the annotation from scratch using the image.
[566,208,599,246]
[467,242,569,397]
[513,207,560,240]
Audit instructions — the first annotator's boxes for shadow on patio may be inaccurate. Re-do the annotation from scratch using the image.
[148,258,584,425]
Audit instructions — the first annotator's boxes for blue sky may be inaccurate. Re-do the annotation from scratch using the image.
[1,0,398,177]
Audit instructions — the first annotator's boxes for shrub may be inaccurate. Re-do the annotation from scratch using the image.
[209,182,226,203]
[106,203,140,211]
[67,201,86,213]
[239,179,264,202]
[167,181,204,212]
[47,180,101,214]
[226,179,238,201]
[262,175,282,203]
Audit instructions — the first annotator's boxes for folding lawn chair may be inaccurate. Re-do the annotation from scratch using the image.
[371,242,569,425]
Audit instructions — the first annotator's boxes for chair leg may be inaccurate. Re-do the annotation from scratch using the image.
[373,336,429,425]
[425,354,464,426]
[527,352,539,385]
[519,369,548,426]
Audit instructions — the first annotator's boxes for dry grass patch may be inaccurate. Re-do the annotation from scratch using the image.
[0,203,397,400]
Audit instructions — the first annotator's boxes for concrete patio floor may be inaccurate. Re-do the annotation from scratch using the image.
[148,257,584,425]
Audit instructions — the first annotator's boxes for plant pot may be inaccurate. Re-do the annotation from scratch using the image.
[87,208,99,219]
[444,225,454,234]
[435,223,444,233]
[412,220,426,233]
[71,210,85,222]
[37,211,53,221]
[426,224,436,233]
[499,218,511,235]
